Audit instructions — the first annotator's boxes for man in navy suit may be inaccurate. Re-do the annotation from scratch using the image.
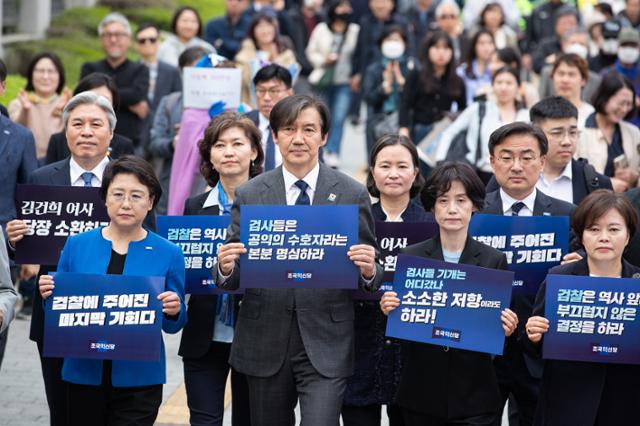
[245,64,294,172]
[6,92,118,426]
[134,23,182,154]
[0,58,37,371]
[482,122,576,426]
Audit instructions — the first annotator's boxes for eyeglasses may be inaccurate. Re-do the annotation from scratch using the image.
[496,154,539,166]
[255,87,286,97]
[108,191,148,204]
[33,68,59,77]
[101,32,129,40]
[136,37,158,44]
[547,128,580,141]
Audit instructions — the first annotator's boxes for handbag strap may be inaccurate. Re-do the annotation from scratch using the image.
[474,101,487,165]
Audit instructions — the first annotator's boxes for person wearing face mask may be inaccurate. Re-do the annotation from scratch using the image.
[531,5,579,75]
[538,28,603,103]
[600,28,640,126]
[578,72,640,192]
[306,0,359,168]
[363,26,415,159]
[589,19,622,73]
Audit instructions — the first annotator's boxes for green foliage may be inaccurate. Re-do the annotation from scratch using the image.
[0,74,27,106]
[177,0,225,20]
[47,6,111,37]
[121,7,174,31]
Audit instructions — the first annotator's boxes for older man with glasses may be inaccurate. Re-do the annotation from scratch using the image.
[80,12,150,154]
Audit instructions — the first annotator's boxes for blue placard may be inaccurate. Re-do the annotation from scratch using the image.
[157,215,241,295]
[386,255,513,355]
[352,221,439,300]
[543,274,640,365]
[239,205,359,288]
[43,272,164,361]
[468,214,570,295]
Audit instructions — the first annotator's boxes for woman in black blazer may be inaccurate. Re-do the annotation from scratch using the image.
[178,112,263,426]
[526,190,640,426]
[342,135,429,425]
[380,162,518,425]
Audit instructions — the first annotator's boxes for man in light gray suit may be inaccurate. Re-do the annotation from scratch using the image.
[216,95,383,426]
[0,231,18,371]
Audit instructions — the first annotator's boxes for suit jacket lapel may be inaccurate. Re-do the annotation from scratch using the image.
[533,191,552,216]
[423,237,444,261]
[262,167,287,204]
[313,165,340,206]
[483,191,504,215]
[571,160,586,205]
[53,158,72,185]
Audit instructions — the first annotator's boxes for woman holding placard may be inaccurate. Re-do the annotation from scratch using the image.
[526,189,640,426]
[380,162,518,425]
[38,155,186,425]
[178,112,263,426]
[342,135,427,425]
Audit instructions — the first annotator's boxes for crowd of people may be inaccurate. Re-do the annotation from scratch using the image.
[0,0,639,425]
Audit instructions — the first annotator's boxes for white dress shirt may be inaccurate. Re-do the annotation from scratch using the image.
[283,163,320,205]
[259,113,282,168]
[500,188,536,216]
[69,156,110,187]
[537,163,573,204]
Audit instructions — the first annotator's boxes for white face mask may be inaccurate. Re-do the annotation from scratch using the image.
[381,40,405,60]
[601,39,620,55]
[565,43,588,59]
[618,46,640,64]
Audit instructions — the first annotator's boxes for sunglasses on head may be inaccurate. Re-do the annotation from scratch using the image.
[136,37,158,44]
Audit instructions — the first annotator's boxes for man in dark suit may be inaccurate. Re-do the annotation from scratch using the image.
[7,92,125,426]
[486,97,613,205]
[216,95,383,425]
[0,81,37,370]
[245,64,293,172]
[482,122,576,426]
[134,23,182,154]
[80,13,150,151]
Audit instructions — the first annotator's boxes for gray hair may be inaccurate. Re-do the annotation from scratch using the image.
[435,0,460,18]
[562,27,588,42]
[63,92,117,131]
[98,12,131,36]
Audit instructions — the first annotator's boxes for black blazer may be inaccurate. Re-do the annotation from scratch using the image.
[395,235,508,419]
[45,131,135,165]
[622,187,640,268]
[28,158,156,343]
[485,159,612,205]
[529,259,640,426]
[178,191,243,359]
[482,189,576,379]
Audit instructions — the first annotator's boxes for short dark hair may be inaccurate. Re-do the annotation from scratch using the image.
[25,53,66,94]
[591,71,637,119]
[0,58,6,82]
[74,72,119,110]
[554,5,579,23]
[252,63,293,88]
[378,24,408,48]
[530,96,578,124]
[488,122,549,156]
[492,65,520,86]
[572,189,638,246]
[421,162,486,211]
[101,155,162,209]
[198,112,264,187]
[552,53,588,81]
[367,134,425,198]
[171,6,202,37]
[135,23,159,36]
[495,47,521,72]
[270,95,331,138]
[178,46,211,70]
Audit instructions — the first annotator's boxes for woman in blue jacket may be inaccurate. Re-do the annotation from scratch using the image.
[39,156,187,425]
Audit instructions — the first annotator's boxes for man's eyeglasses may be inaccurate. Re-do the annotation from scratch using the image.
[496,154,539,167]
[255,87,286,97]
[101,32,129,40]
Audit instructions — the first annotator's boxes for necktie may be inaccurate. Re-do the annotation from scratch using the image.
[511,202,526,216]
[81,172,94,187]
[295,180,310,205]
[264,126,276,171]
